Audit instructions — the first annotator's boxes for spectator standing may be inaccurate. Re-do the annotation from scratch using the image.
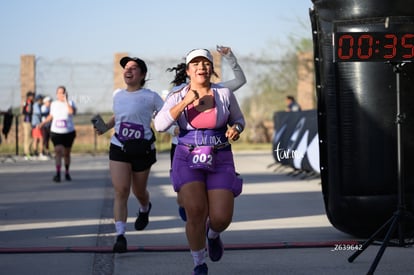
[22,91,34,159]
[31,94,48,160]
[0,108,13,145]
[285,95,302,112]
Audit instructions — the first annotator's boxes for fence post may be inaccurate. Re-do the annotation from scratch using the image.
[15,115,19,156]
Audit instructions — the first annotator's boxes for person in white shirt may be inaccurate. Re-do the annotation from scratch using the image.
[95,56,164,253]
[39,86,77,182]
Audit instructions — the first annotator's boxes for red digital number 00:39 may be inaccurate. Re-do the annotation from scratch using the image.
[335,33,414,61]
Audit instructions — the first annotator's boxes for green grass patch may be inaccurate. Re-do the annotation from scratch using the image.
[0,142,272,155]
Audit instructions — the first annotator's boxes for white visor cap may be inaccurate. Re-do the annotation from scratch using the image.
[185,49,213,65]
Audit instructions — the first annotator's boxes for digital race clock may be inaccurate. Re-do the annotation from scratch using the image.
[334,32,414,62]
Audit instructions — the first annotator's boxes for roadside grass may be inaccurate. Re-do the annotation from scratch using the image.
[0,142,272,156]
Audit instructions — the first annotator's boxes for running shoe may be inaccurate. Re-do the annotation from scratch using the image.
[192,263,208,275]
[38,154,49,161]
[65,174,72,181]
[135,202,152,230]
[178,206,187,221]
[113,234,127,253]
[207,227,224,262]
[53,174,61,183]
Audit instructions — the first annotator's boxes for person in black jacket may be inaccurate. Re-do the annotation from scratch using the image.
[22,91,34,159]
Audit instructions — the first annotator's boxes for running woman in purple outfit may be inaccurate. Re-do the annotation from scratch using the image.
[166,46,246,222]
[154,49,245,275]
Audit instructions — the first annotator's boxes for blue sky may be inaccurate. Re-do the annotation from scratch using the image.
[0,0,313,64]
[0,0,314,111]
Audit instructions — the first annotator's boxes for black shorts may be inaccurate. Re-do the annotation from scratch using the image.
[51,131,76,148]
[109,143,156,172]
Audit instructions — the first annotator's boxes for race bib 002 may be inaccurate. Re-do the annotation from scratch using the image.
[189,146,215,171]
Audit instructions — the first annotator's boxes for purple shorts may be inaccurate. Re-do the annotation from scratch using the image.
[170,144,242,197]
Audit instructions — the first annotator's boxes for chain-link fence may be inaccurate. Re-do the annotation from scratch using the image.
[0,54,280,113]
[0,53,312,157]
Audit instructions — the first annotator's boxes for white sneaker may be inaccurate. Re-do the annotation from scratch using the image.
[38,154,50,161]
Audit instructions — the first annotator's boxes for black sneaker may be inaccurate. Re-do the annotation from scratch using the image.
[53,174,61,183]
[113,234,127,253]
[192,263,208,275]
[135,202,152,230]
[207,227,224,262]
[65,174,72,181]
